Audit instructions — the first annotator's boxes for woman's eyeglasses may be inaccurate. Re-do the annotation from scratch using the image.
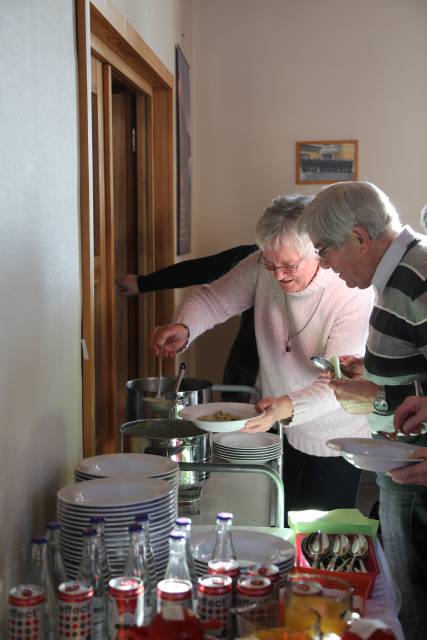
[258,256,303,273]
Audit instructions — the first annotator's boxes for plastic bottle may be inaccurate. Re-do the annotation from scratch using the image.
[175,517,197,596]
[89,515,112,586]
[124,523,154,622]
[28,536,57,638]
[45,521,67,590]
[77,528,106,632]
[134,513,158,587]
[211,512,237,561]
[164,531,192,582]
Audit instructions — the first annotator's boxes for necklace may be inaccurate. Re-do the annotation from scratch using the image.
[284,290,324,352]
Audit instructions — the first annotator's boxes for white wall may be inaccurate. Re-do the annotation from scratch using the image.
[0,2,194,626]
[111,0,192,74]
[0,0,81,626]
[191,0,427,383]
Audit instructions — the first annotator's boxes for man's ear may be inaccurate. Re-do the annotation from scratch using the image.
[351,225,370,251]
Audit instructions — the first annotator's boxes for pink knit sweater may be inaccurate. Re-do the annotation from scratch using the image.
[174,252,374,457]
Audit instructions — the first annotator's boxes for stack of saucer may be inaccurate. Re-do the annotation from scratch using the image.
[57,476,177,580]
[212,432,282,464]
[74,453,179,490]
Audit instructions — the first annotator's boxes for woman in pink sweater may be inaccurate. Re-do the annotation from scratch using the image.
[152,195,374,520]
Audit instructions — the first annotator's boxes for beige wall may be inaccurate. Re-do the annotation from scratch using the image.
[0,0,81,626]
[191,0,427,383]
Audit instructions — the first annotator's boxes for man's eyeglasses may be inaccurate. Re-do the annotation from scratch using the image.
[258,256,303,273]
[314,242,333,259]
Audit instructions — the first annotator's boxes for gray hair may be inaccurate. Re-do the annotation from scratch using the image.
[421,203,427,233]
[256,194,314,253]
[298,181,401,246]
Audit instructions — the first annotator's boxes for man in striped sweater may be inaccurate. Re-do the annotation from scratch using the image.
[300,181,427,640]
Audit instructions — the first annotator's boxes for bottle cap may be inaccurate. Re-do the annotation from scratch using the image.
[89,515,106,524]
[81,528,97,537]
[135,513,150,522]
[129,523,142,533]
[169,531,186,541]
[31,536,48,545]
[46,521,62,530]
[176,517,191,527]
[216,511,233,521]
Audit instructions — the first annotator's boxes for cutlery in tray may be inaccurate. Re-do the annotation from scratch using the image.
[295,531,380,598]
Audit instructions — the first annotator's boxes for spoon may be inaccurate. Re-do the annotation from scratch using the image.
[155,345,164,398]
[310,356,334,373]
[173,361,187,395]
[326,534,350,572]
[306,531,330,568]
[346,534,368,572]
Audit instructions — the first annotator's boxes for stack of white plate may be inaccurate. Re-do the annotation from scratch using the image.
[212,432,282,464]
[74,453,179,490]
[191,527,295,585]
[57,476,177,580]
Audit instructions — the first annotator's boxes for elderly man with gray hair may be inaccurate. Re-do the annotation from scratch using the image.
[299,180,427,640]
[152,194,373,521]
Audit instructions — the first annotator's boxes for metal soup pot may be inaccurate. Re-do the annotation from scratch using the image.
[125,376,258,421]
[120,419,210,502]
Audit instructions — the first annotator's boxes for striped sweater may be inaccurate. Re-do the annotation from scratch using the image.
[364,226,427,435]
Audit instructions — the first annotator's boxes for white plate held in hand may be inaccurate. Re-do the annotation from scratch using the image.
[327,437,423,473]
[178,402,265,433]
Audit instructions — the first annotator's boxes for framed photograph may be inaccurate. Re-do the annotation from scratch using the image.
[296,139,358,185]
[176,45,191,255]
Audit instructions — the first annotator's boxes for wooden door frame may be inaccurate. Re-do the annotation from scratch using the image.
[76,0,175,456]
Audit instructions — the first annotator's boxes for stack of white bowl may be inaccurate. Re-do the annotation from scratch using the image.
[212,432,282,464]
[57,475,177,580]
[191,527,295,585]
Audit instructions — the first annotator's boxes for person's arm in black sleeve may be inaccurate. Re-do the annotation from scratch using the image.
[137,244,257,292]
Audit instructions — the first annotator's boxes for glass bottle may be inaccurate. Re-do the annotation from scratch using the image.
[175,517,197,596]
[28,536,57,638]
[77,528,106,631]
[89,515,112,586]
[134,513,158,586]
[124,523,154,622]
[211,512,237,561]
[45,521,67,590]
[164,531,192,582]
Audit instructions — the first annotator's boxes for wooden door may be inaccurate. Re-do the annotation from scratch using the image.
[111,82,156,433]
[77,0,175,457]
[91,56,115,453]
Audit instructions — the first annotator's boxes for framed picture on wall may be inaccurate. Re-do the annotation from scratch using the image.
[296,139,358,185]
[176,45,191,255]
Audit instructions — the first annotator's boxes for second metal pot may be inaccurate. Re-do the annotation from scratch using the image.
[120,418,211,502]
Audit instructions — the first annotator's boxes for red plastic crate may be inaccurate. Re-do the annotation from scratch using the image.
[294,532,379,606]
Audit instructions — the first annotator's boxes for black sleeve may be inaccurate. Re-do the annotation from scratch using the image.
[137,244,258,292]
[385,381,427,411]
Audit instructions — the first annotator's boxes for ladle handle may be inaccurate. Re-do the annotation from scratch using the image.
[173,361,187,394]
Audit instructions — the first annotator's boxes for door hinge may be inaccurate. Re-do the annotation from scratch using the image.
[131,128,136,153]
[81,339,89,360]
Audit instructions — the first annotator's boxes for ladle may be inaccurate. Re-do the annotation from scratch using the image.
[155,345,164,398]
[310,356,335,373]
[173,361,187,395]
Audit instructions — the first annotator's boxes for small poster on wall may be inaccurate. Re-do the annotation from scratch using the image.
[296,139,358,185]
[176,45,191,255]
